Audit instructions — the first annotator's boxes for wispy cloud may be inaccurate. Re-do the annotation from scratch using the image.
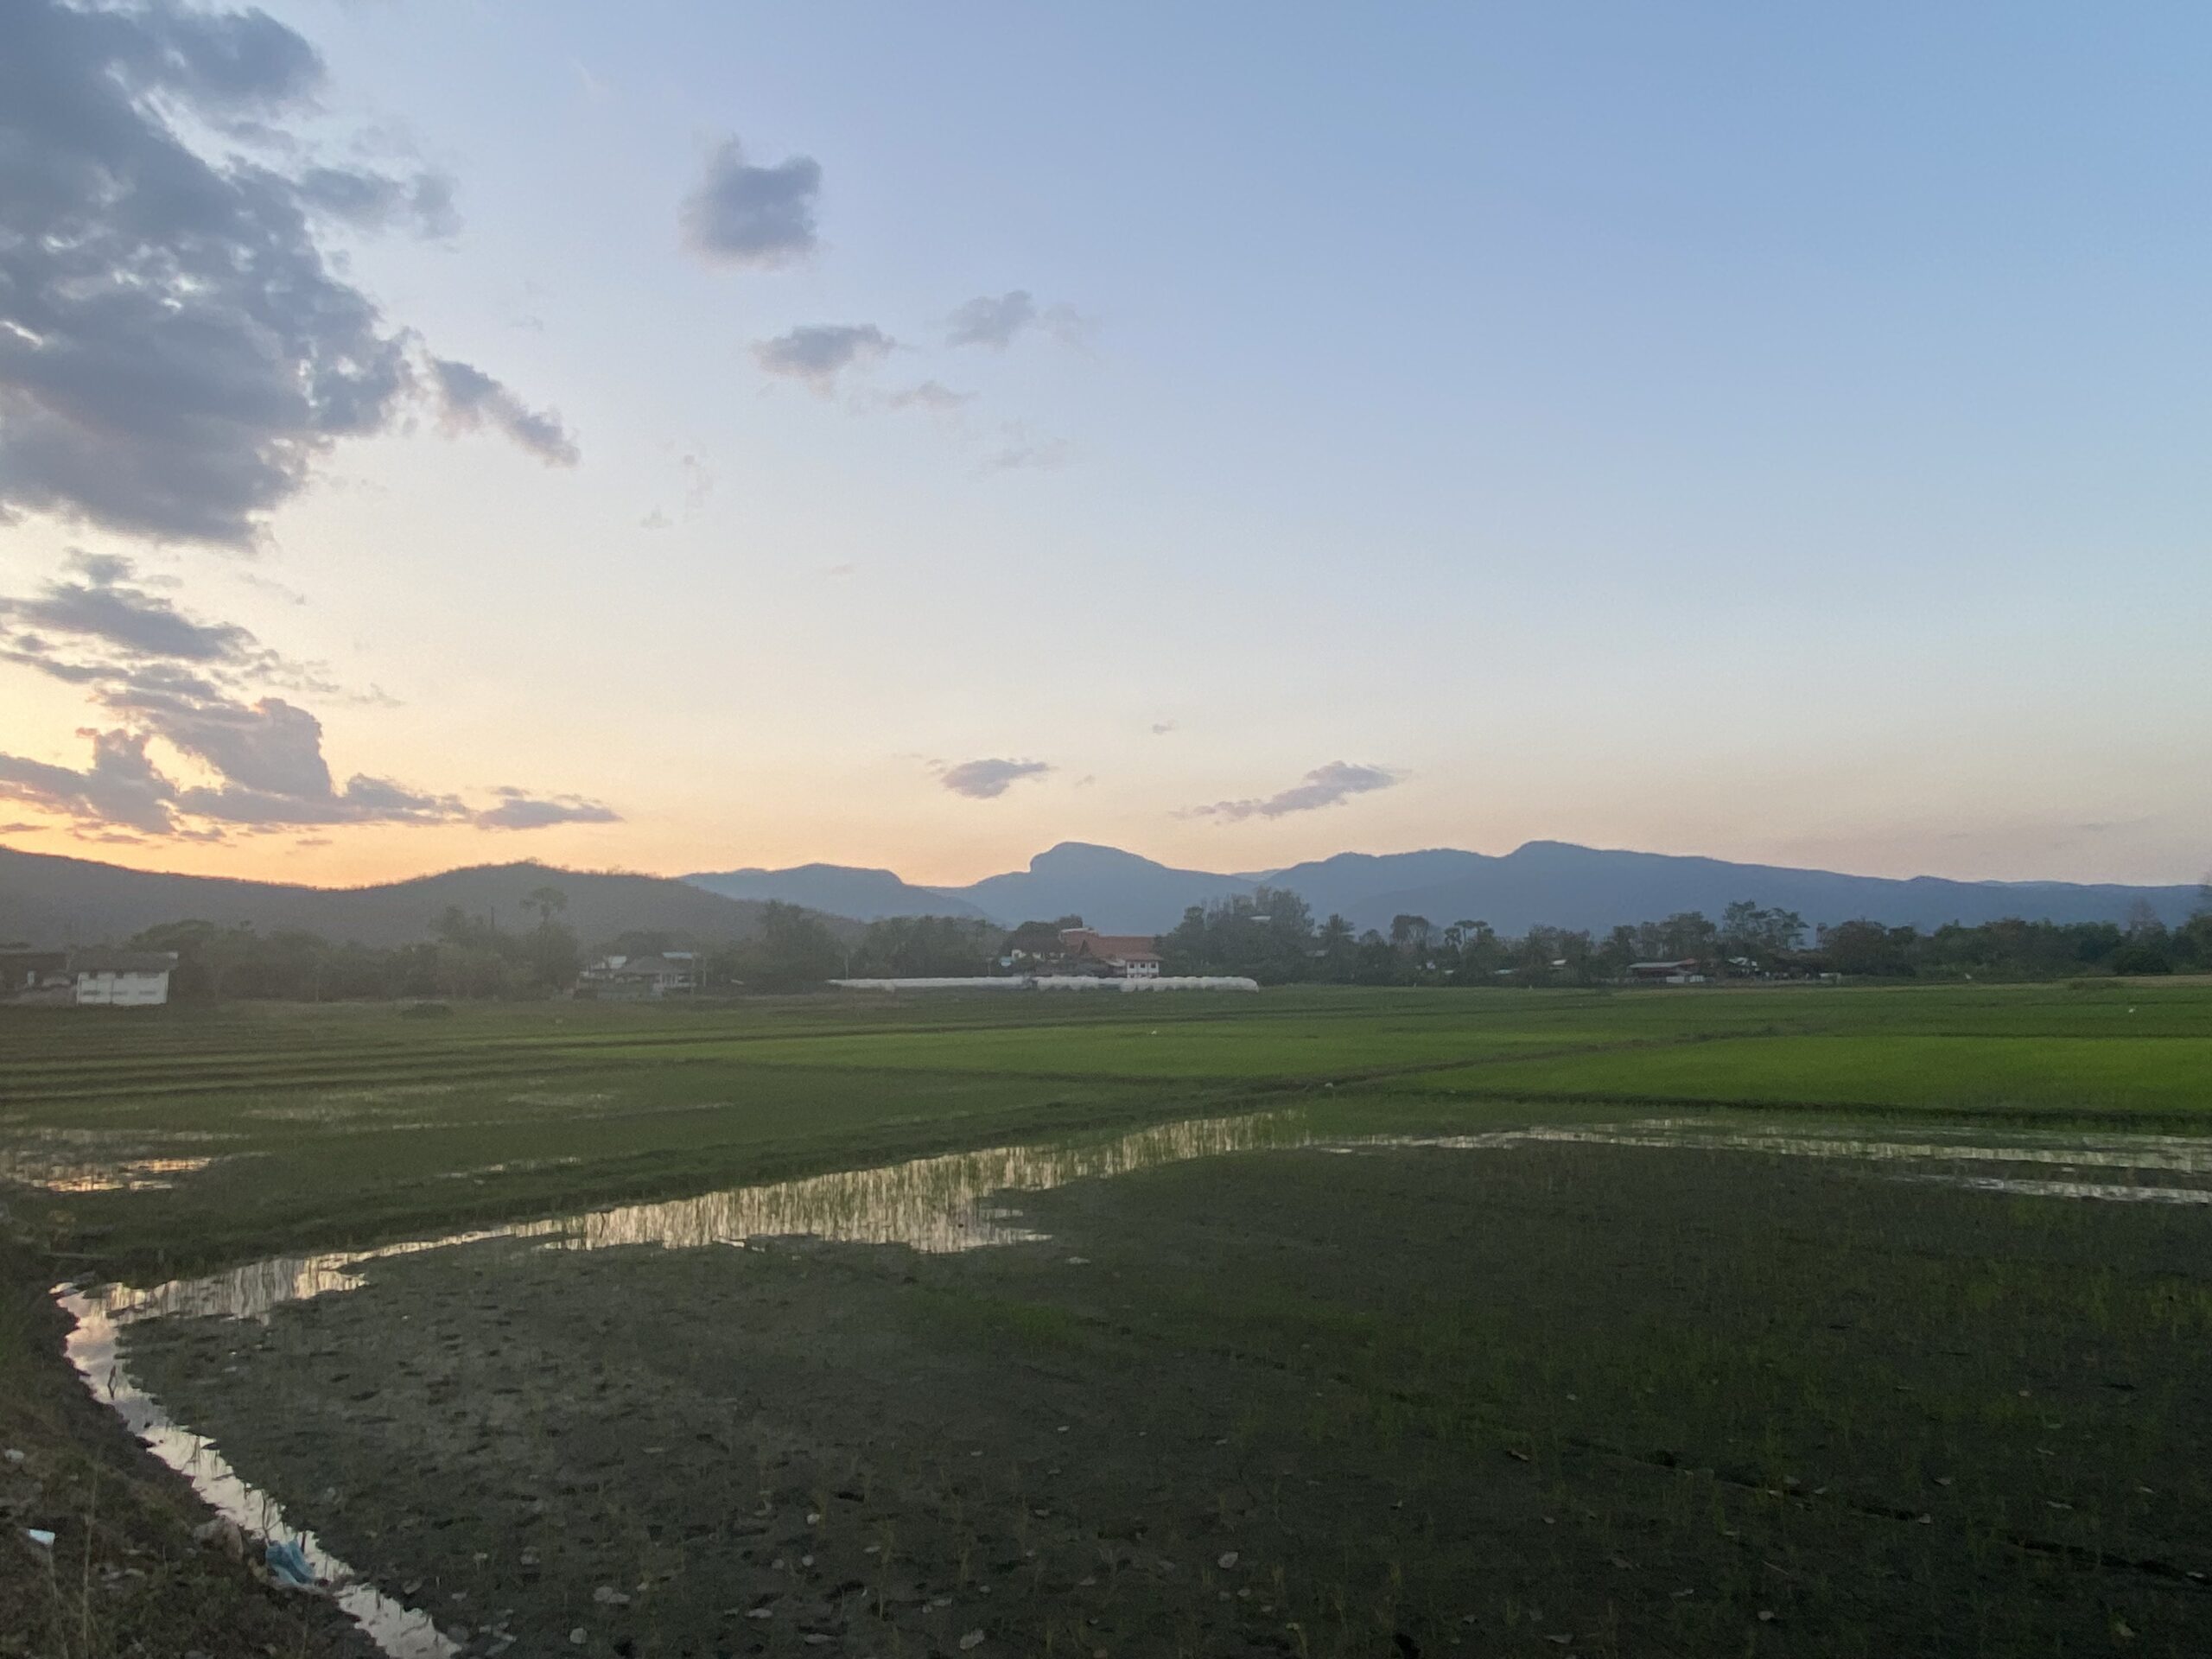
[938,758,1052,799]
[882,380,975,416]
[945,289,1091,351]
[474,789,622,830]
[1186,761,1402,822]
[0,554,611,840]
[429,358,581,467]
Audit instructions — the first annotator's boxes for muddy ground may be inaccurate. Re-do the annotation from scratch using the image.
[124,1140,2212,1657]
[0,1241,378,1659]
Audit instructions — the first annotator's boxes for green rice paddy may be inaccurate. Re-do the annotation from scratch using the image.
[4,979,2209,1656]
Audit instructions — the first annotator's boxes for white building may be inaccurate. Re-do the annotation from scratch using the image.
[69,950,177,1007]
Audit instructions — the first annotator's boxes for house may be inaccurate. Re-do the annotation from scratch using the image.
[1625,959,1706,985]
[67,949,178,1007]
[578,951,699,998]
[1055,928,1162,979]
[0,950,69,999]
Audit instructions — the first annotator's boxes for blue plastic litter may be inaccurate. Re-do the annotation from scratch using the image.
[264,1536,316,1589]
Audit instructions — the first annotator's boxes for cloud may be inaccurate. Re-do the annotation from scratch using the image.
[0,553,340,704]
[0,0,571,545]
[0,729,181,836]
[939,758,1052,799]
[683,138,820,267]
[946,291,1038,349]
[2,562,253,664]
[882,380,974,415]
[473,789,622,831]
[0,552,607,838]
[295,165,458,238]
[1186,761,1402,822]
[429,358,581,466]
[752,325,896,391]
[1151,721,1178,735]
[174,766,467,829]
[945,290,1090,351]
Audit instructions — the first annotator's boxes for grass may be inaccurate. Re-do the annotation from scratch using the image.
[4,979,2206,1283]
[1389,1033,2212,1116]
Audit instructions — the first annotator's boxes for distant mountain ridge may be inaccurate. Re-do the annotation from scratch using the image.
[685,863,991,923]
[5,840,2199,952]
[693,839,2205,936]
[0,849,813,950]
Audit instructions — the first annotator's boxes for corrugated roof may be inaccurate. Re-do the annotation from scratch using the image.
[69,949,179,974]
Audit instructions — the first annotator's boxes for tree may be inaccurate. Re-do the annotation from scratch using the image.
[747,902,842,991]
[524,885,569,929]
[1317,913,1357,979]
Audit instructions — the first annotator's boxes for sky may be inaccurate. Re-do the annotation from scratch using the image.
[1,0,2208,891]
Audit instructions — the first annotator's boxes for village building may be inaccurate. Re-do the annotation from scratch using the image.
[0,949,178,1007]
[578,951,700,998]
[1624,958,1707,985]
[1056,928,1163,979]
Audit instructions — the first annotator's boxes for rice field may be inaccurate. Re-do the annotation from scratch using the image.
[3,979,2209,1656]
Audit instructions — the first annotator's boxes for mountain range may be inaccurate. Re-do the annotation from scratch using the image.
[0,849,800,950]
[693,840,2206,937]
[3,840,2200,952]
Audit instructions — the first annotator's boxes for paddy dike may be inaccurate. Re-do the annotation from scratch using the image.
[118,1131,2212,1657]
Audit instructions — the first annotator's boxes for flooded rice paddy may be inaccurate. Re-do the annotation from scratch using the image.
[50,1110,2212,1656]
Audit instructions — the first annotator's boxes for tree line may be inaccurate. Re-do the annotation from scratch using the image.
[114,879,2212,1002]
[1154,886,2212,985]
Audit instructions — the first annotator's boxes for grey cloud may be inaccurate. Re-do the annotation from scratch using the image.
[474,789,622,831]
[137,694,333,798]
[752,325,896,391]
[0,729,178,836]
[946,290,1037,349]
[683,138,820,267]
[946,290,1090,350]
[0,717,600,836]
[0,0,569,545]
[939,758,1052,799]
[429,357,581,466]
[174,769,465,828]
[1,563,253,664]
[296,165,459,238]
[0,553,605,838]
[1188,761,1402,822]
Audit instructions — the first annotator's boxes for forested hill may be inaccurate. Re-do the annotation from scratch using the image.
[0,849,805,950]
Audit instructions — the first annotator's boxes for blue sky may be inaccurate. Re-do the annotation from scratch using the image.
[0,1,2205,886]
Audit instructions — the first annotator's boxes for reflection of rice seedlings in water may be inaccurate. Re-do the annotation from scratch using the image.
[84,1109,1316,1327]
[1374,1119,2212,1203]
[0,1154,217,1192]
